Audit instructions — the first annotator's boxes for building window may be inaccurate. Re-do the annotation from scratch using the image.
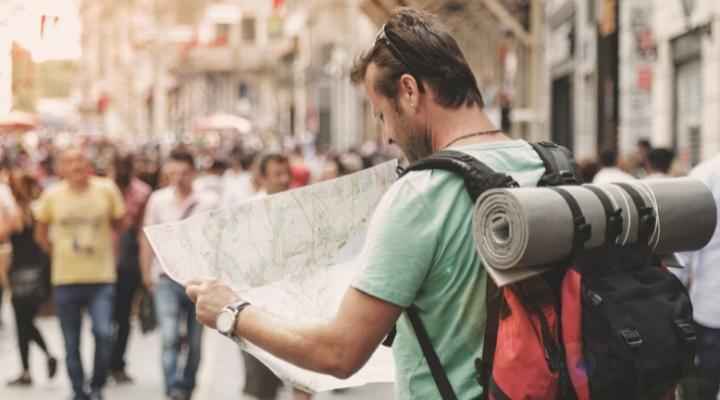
[214,23,230,45]
[238,83,249,99]
[268,16,283,40]
[241,17,256,42]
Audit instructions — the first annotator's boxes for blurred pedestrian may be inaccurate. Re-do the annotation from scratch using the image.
[221,152,260,207]
[34,149,126,400]
[592,149,636,183]
[242,153,311,400]
[674,153,720,400]
[241,153,290,400]
[109,154,152,384]
[577,156,601,183]
[0,173,16,329]
[318,156,347,182]
[643,148,674,180]
[635,139,652,176]
[139,148,216,400]
[0,170,57,386]
[194,158,227,203]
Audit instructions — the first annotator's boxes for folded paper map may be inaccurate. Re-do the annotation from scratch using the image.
[144,160,398,392]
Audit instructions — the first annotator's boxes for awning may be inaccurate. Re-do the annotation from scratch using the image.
[194,112,252,134]
[0,110,38,133]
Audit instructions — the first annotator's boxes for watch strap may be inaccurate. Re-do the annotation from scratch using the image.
[219,300,251,338]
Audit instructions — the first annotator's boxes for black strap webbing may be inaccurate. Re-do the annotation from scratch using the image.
[480,277,500,397]
[549,187,592,246]
[401,150,517,202]
[614,183,655,244]
[583,184,624,243]
[530,142,582,186]
[407,307,458,400]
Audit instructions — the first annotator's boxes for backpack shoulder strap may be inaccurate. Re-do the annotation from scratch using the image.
[407,306,458,400]
[401,150,518,202]
[530,141,583,186]
[395,150,518,399]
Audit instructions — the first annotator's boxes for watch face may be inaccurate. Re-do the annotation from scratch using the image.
[216,309,234,334]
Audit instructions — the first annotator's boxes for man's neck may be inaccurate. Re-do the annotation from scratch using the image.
[175,186,192,200]
[428,106,509,151]
[67,179,90,192]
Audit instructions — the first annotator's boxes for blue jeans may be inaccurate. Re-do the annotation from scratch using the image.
[695,322,720,400]
[54,284,115,400]
[155,276,204,395]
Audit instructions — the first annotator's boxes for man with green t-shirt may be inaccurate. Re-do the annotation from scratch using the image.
[186,8,545,399]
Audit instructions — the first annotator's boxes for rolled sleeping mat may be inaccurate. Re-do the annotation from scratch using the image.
[472,178,716,285]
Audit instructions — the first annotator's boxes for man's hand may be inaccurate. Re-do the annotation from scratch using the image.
[186,277,241,330]
[142,273,156,294]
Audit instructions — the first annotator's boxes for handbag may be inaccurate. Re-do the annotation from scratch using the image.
[138,286,156,334]
[9,263,48,299]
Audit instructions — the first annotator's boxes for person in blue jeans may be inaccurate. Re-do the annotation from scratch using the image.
[35,149,126,400]
[54,284,115,397]
[140,148,216,400]
[155,276,204,397]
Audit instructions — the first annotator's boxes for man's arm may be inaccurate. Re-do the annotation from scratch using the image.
[187,280,402,379]
[139,232,156,292]
[34,221,52,254]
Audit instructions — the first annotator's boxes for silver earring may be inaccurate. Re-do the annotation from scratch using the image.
[411,104,418,112]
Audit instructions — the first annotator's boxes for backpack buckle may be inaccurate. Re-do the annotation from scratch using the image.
[573,216,592,244]
[607,208,624,237]
[674,319,696,343]
[638,206,656,231]
[474,358,486,386]
[618,329,643,348]
[559,170,578,185]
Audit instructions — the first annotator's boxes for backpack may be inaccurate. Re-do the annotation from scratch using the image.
[390,141,696,400]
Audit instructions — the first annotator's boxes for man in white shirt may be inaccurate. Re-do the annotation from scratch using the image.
[593,149,636,184]
[220,153,260,207]
[674,154,720,400]
[642,148,674,180]
[241,153,312,400]
[140,148,216,400]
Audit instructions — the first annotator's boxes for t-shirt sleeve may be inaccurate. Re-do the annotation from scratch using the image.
[352,179,438,308]
[142,193,159,227]
[33,188,53,224]
[109,183,126,220]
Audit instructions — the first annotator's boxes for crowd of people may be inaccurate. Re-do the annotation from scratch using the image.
[1,6,719,400]
[578,139,683,184]
[0,133,393,400]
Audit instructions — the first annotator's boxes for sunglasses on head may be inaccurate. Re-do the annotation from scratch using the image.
[374,24,417,77]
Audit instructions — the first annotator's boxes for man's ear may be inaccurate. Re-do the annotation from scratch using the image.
[399,74,421,111]
[399,74,418,98]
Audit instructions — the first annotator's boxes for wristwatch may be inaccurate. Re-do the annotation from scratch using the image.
[216,300,251,338]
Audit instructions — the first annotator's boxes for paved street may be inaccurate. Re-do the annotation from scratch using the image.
[0,298,393,400]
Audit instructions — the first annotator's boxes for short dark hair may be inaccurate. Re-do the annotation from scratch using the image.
[646,148,674,173]
[241,151,258,171]
[259,153,289,177]
[350,8,483,109]
[637,139,652,151]
[168,148,195,169]
[599,150,618,167]
[114,154,134,189]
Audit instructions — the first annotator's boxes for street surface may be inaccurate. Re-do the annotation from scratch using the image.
[0,298,393,400]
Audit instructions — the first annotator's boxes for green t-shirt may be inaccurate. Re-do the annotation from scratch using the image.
[353,140,545,399]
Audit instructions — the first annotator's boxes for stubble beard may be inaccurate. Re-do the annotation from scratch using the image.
[400,121,433,163]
